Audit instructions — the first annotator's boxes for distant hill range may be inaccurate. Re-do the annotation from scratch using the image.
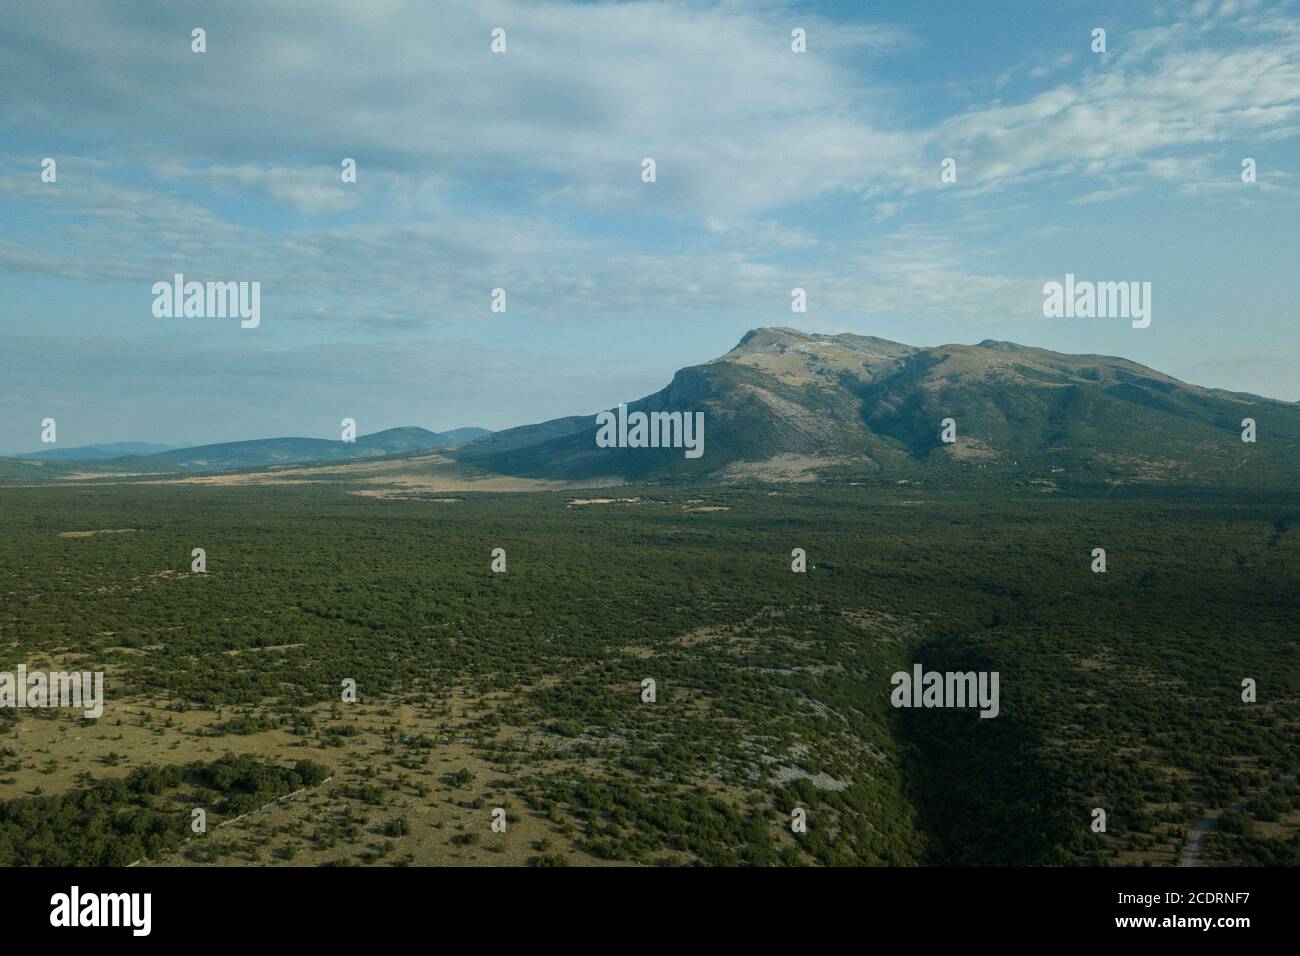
[20,441,189,460]
[7,426,491,473]
[144,426,491,471]
[5,329,1296,487]
[450,327,1300,486]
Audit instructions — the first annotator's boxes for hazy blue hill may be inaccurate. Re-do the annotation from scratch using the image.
[142,426,489,471]
[436,427,493,446]
[0,426,493,476]
[20,441,186,460]
[0,458,89,480]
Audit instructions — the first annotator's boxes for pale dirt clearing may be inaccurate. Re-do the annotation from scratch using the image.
[58,528,141,538]
[2,691,634,868]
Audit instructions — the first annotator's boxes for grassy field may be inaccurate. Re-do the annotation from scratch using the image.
[1,480,1297,866]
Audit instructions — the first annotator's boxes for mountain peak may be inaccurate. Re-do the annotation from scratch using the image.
[717,327,918,387]
[730,327,911,355]
[730,327,814,352]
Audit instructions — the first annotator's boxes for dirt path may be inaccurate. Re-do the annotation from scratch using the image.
[128,776,333,867]
[1181,774,1296,866]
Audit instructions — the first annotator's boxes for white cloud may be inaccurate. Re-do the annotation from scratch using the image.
[925,11,1300,194]
[0,0,914,220]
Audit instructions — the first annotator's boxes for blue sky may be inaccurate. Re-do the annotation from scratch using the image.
[1,0,1298,453]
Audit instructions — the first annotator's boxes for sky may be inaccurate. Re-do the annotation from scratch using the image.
[1,0,1298,453]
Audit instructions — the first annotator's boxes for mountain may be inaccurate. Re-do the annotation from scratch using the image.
[6,330,1293,488]
[434,427,495,447]
[141,426,491,471]
[20,441,188,460]
[4,426,492,474]
[450,328,1300,486]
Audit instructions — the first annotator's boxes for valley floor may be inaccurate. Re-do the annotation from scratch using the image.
[2,481,1297,866]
